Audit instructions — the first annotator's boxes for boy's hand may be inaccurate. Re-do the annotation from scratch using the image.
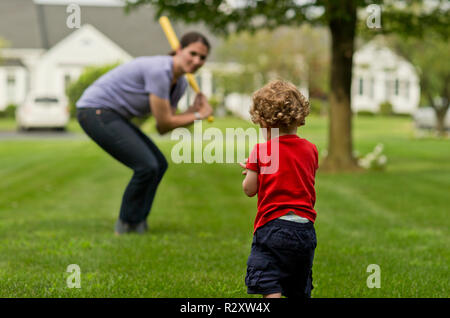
[239,162,247,175]
[240,158,258,197]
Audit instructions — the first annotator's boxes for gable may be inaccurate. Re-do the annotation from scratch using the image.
[41,24,132,65]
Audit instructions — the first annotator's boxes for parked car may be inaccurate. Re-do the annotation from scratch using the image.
[413,107,450,130]
[16,95,70,130]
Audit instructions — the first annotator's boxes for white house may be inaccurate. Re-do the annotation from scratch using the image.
[12,24,132,100]
[0,0,219,112]
[352,41,420,115]
[0,58,28,109]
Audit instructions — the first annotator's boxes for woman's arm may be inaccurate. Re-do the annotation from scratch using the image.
[177,93,204,114]
[150,94,211,134]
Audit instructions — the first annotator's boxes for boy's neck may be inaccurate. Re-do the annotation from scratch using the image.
[264,127,298,140]
[279,128,298,136]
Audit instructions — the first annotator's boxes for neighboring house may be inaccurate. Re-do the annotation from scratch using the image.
[352,41,421,115]
[0,58,28,109]
[0,0,219,112]
[27,24,132,97]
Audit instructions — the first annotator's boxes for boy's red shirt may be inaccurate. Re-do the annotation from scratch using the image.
[246,134,319,233]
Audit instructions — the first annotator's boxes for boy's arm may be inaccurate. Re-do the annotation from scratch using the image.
[240,144,258,197]
[243,170,258,197]
[240,164,258,197]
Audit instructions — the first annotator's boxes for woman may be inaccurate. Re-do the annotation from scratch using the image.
[76,32,213,235]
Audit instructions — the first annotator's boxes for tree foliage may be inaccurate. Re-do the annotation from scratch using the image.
[124,0,449,170]
[125,0,448,38]
[215,25,329,97]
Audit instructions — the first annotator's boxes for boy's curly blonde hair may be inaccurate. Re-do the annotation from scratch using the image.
[250,80,310,130]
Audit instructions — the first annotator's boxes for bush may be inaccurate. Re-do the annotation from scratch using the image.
[130,116,150,127]
[379,101,393,116]
[309,98,328,116]
[356,110,376,117]
[208,95,221,111]
[309,98,323,115]
[66,62,120,118]
[0,104,17,119]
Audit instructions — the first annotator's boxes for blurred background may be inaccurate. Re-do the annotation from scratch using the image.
[0,1,448,141]
[0,0,448,298]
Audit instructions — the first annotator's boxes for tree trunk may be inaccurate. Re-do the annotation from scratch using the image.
[425,80,449,137]
[435,77,450,137]
[321,1,359,172]
[435,108,447,136]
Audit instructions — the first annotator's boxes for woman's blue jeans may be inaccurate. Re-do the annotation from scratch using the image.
[77,108,168,224]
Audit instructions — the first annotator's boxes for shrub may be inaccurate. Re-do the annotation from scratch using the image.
[379,101,393,116]
[356,110,376,117]
[309,98,325,115]
[208,95,221,111]
[66,62,120,118]
[0,104,17,119]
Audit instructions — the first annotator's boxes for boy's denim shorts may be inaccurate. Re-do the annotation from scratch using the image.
[245,218,317,298]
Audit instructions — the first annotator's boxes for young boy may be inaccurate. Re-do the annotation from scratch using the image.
[239,80,318,299]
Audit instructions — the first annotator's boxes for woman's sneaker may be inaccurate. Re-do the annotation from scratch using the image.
[114,219,133,236]
[114,219,148,235]
[132,220,148,234]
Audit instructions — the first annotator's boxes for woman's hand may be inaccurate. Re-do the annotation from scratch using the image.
[192,93,204,112]
[195,93,213,119]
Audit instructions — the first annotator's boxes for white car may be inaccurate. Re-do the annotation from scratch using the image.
[16,95,70,130]
[413,107,450,130]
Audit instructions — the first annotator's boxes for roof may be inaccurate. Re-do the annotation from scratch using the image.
[0,58,26,67]
[0,0,220,60]
[0,0,42,49]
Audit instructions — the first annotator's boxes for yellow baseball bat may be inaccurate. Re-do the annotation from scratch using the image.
[159,16,214,122]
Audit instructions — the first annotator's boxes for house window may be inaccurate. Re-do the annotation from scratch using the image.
[6,73,16,102]
[64,74,72,90]
[394,78,399,96]
[359,77,364,96]
[212,75,216,94]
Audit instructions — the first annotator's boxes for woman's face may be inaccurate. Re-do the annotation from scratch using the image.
[176,41,209,74]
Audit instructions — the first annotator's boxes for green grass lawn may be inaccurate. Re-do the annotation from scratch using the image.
[0,115,448,297]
